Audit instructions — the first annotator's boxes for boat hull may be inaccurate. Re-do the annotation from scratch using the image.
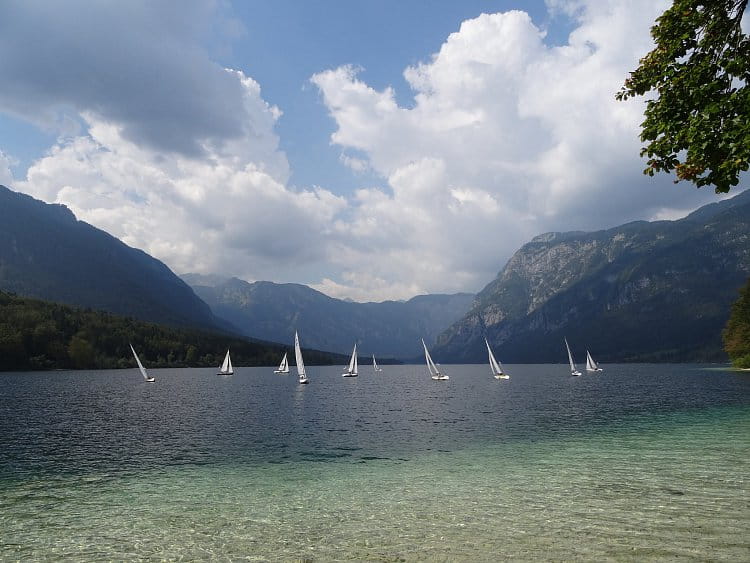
[494,374,510,380]
[431,375,449,380]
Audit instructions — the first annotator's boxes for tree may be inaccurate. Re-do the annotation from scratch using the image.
[723,277,750,367]
[617,0,749,193]
[185,344,199,365]
[68,334,95,369]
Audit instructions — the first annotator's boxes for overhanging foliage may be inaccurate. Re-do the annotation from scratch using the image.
[617,0,749,193]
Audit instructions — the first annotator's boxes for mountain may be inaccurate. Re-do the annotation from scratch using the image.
[434,189,750,363]
[0,185,220,330]
[182,275,474,358]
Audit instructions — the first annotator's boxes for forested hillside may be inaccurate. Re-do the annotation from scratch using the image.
[0,291,340,371]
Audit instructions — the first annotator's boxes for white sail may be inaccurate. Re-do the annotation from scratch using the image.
[295,331,308,384]
[565,338,581,376]
[373,354,382,372]
[422,339,437,376]
[130,343,154,382]
[485,337,509,379]
[422,338,448,380]
[274,352,289,373]
[218,349,233,375]
[585,350,602,372]
[343,343,358,377]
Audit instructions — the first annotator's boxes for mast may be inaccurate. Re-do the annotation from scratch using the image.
[586,351,600,371]
[485,337,502,375]
[343,342,358,376]
[295,331,307,381]
[565,338,581,376]
[422,339,438,376]
[219,349,233,374]
[347,343,357,374]
[130,343,153,382]
[275,352,289,373]
[565,338,576,371]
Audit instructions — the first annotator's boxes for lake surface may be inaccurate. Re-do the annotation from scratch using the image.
[1,364,749,560]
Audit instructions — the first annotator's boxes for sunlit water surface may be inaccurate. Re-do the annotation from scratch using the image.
[1,364,749,560]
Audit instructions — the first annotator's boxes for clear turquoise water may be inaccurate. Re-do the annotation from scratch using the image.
[1,364,749,560]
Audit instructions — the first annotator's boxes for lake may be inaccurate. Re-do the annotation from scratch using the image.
[1,364,749,560]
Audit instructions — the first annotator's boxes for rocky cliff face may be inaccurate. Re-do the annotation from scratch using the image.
[434,190,750,363]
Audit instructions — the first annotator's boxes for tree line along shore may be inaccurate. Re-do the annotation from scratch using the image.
[0,291,339,372]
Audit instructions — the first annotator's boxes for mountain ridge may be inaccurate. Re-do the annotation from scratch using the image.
[434,189,750,363]
[183,275,474,358]
[0,185,222,330]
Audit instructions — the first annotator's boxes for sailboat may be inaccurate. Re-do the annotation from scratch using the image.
[130,343,154,382]
[295,331,308,384]
[565,338,582,376]
[372,354,383,372]
[422,339,449,380]
[342,343,358,377]
[485,337,509,379]
[217,349,233,375]
[274,352,290,374]
[585,350,603,372]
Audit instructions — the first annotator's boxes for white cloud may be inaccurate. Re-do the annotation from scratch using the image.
[1,1,348,289]
[310,0,726,299]
[0,151,15,186]
[16,71,346,284]
[339,153,370,173]
[3,0,734,303]
[0,1,251,158]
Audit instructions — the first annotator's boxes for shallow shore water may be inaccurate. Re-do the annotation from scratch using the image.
[2,364,748,560]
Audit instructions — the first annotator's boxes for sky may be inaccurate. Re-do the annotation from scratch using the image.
[0,0,743,302]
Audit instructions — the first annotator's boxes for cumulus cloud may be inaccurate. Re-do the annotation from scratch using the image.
[1,0,735,302]
[4,1,346,285]
[311,0,728,298]
[16,102,346,282]
[0,0,252,158]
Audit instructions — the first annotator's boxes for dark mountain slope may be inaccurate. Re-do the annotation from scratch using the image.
[435,189,750,363]
[0,185,219,329]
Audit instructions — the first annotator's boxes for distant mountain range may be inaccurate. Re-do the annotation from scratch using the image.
[434,189,750,363]
[0,185,221,330]
[182,274,474,358]
[3,182,747,365]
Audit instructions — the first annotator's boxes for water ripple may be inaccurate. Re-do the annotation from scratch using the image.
[1,364,749,559]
